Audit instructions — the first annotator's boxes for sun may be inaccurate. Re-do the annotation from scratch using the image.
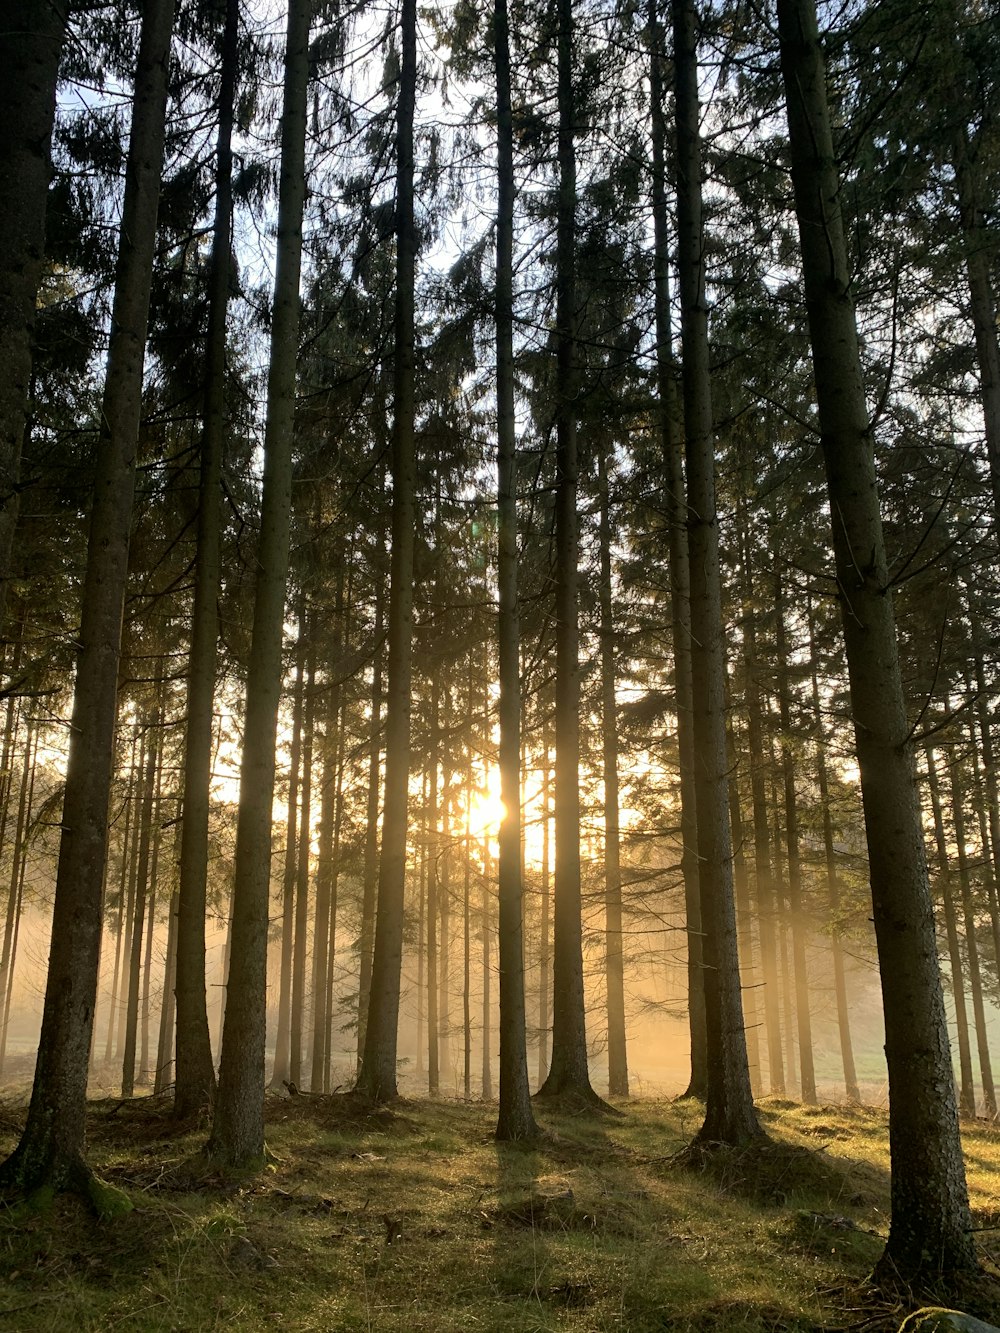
[466,770,506,839]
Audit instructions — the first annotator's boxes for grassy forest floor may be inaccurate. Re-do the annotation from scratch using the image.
[0,1093,999,1332]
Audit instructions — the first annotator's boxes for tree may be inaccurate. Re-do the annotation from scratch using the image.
[646,0,705,1100]
[356,0,419,1103]
[494,0,538,1142]
[671,0,761,1147]
[0,0,176,1205]
[204,0,311,1168]
[173,0,239,1120]
[0,1,70,632]
[535,0,600,1107]
[777,0,977,1280]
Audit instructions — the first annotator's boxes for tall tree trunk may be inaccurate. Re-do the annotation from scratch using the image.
[463,770,473,1102]
[777,0,975,1276]
[0,1,70,628]
[356,573,384,1065]
[949,758,996,1117]
[807,597,859,1102]
[205,0,310,1168]
[537,740,551,1085]
[356,0,418,1103]
[536,0,598,1105]
[439,753,452,1085]
[0,0,175,1201]
[597,442,628,1099]
[426,730,440,1094]
[738,507,783,1095]
[0,723,35,1078]
[647,0,705,1101]
[925,748,976,1118]
[311,566,344,1092]
[0,722,34,1022]
[138,744,164,1087]
[672,0,760,1147]
[270,623,305,1088]
[154,886,179,1095]
[727,734,761,1097]
[773,576,816,1104]
[174,0,238,1119]
[122,709,159,1098]
[494,0,537,1140]
[105,737,138,1067]
[481,844,493,1100]
[290,626,316,1091]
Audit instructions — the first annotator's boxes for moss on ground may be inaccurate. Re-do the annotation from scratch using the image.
[0,1093,996,1331]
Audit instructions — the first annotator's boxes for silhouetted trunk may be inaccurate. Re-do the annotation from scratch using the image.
[174,0,238,1119]
[778,0,975,1275]
[154,886,178,1095]
[270,624,305,1088]
[672,0,760,1147]
[807,598,858,1102]
[494,0,537,1140]
[356,0,418,1103]
[536,0,597,1105]
[597,442,628,1099]
[736,499,783,1096]
[205,0,310,1168]
[773,576,815,1105]
[949,760,996,1117]
[356,574,384,1064]
[481,844,493,1100]
[537,741,551,1085]
[311,564,344,1091]
[427,726,440,1093]
[138,744,164,1086]
[290,625,316,1090]
[122,709,159,1098]
[0,724,35,1078]
[648,0,705,1102]
[926,747,975,1118]
[0,2,70,626]
[727,736,761,1097]
[0,723,34,1026]
[463,769,473,1101]
[0,0,175,1200]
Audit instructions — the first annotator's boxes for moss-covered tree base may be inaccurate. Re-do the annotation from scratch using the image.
[533,1081,623,1117]
[0,1146,132,1220]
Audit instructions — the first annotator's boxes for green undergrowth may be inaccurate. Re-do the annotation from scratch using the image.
[0,1093,998,1331]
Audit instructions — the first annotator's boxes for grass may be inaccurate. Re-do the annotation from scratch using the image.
[0,1094,998,1331]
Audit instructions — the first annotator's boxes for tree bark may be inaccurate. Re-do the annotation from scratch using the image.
[672,0,760,1147]
[174,0,238,1119]
[494,0,538,1139]
[949,757,996,1117]
[597,442,628,1099]
[270,621,305,1088]
[205,0,310,1168]
[773,575,816,1104]
[355,570,384,1065]
[807,596,859,1102]
[536,0,598,1105]
[356,0,418,1103]
[925,747,976,1118]
[647,0,706,1102]
[0,1,70,629]
[777,0,976,1276]
[0,0,175,1201]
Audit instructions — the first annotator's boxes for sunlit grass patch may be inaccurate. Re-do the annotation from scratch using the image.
[0,1092,998,1329]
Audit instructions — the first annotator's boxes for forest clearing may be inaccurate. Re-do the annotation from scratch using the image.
[2,1092,1000,1333]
